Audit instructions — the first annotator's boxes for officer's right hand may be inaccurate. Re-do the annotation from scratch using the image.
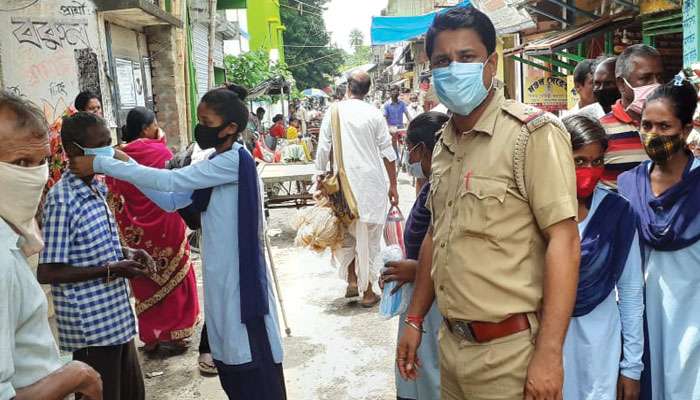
[397,326,422,381]
[111,260,149,279]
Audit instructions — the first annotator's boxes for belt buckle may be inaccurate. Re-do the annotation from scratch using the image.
[452,320,476,343]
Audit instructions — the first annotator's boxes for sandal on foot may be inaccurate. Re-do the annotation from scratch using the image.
[360,295,381,308]
[198,353,218,375]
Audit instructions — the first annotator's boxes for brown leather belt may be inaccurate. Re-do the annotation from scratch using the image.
[444,313,530,343]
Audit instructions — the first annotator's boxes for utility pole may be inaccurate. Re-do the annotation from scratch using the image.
[207,0,218,89]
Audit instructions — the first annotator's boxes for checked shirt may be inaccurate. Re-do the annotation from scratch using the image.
[39,172,136,352]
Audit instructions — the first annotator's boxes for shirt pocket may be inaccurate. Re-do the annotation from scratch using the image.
[455,175,508,239]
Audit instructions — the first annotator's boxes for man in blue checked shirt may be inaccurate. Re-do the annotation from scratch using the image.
[38,112,155,400]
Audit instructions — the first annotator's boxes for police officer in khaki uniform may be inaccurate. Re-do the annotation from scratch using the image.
[396,8,581,400]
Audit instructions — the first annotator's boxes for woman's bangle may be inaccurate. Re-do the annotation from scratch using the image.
[403,319,425,334]
[406,314,424,325]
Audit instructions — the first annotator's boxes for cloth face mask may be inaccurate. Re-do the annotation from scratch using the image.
[194,123,228,150]
[433,61,493,116]
[643,132,685,164]
[624,79,660,115]
[593,87,621,113]
[575,166,604,198]
[0,162,48,256]
[74,142,115,158]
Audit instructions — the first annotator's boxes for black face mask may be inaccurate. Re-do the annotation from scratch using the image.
[593,87,621,113]
[194,123,229,149]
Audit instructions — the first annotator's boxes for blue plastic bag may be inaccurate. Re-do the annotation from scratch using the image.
[379,245,413,319]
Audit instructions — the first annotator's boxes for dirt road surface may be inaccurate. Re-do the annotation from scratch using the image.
[141,175,418,399]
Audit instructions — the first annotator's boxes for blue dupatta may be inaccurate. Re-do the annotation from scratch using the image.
[573,190,637,317]
[190,147,269,324]
[618,154,700,251]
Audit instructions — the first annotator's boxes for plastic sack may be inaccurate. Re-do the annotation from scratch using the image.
[291,194,345,253]
[379,245,414,319]
[383,206,405,255]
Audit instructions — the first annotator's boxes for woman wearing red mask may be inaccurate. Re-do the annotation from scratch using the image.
[561,114,644,400]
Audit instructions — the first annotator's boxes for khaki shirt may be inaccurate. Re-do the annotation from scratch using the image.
[427,89,577,322]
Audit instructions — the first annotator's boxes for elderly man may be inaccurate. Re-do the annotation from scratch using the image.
[599,45,662,188]
[592,57,620,114]
[0,91,102,400]
[397,7,580,400]
[315,71,399,307]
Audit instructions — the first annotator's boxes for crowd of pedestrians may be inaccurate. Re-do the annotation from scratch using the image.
[3,5,700,400]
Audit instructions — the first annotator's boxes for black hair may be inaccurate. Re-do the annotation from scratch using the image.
[200,83,249,134]
[122,107,155,143]
[74,90,100,111]
[562,114,608,151]
[61,111,107,148]
[573,59,594,86]
[256,107,265,115]
[426,7,496,60]
[272,114,284,123]
[406,111,450,153]
[0,91,48,136]
[615,44,660,79]
[348,74,371,97]
[646,78,698,126]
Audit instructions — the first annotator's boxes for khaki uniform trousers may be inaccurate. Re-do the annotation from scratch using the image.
[439,314,539,400]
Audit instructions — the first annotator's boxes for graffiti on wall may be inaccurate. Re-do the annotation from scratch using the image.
[59,1,87,16]
[11,17,90,51]
[0,1,39,12]
[49,81,67,97]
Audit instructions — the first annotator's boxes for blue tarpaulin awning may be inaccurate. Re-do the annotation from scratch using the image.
[370,1,471,45]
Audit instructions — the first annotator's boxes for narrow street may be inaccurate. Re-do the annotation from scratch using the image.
[141,174,417,399]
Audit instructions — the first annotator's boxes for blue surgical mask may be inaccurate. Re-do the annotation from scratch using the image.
[433,60,493,116]
[407,161,426,179]
[74,142,115,158]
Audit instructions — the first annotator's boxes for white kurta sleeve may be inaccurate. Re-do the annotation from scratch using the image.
[315,111,333,172]
[618,232,645,380]
[374,113,396,162]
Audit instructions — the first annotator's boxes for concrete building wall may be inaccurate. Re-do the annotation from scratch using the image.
[145,24,189,149]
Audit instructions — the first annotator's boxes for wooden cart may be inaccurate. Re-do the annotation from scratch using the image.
[257,162,319,209]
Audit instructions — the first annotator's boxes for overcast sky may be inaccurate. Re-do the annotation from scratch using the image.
[323,0,389,51]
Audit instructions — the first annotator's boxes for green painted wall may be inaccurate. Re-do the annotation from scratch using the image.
[246,0,285,62]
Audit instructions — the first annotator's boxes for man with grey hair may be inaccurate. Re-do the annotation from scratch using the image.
[598,44,663,188]
[0,91,103,399]
[315,70,399,307]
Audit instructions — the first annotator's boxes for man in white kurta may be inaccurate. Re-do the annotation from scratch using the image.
[315,71,399,307]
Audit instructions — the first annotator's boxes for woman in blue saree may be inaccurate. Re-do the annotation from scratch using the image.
[618,77,700,400]
[69,85,286,400]
[560,114,644,400]
[384,111,448,400]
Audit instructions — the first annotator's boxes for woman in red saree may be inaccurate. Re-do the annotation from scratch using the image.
[106,107,199,352]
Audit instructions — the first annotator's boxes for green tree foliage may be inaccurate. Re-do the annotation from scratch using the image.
[349,28,364,47]
[281,0,345,90]
[343,29,373,70]
[224,50,292,90]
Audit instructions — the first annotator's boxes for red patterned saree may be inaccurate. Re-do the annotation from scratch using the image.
[106,137,199,345]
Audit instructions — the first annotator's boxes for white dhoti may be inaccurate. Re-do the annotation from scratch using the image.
[332,221,383,294]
